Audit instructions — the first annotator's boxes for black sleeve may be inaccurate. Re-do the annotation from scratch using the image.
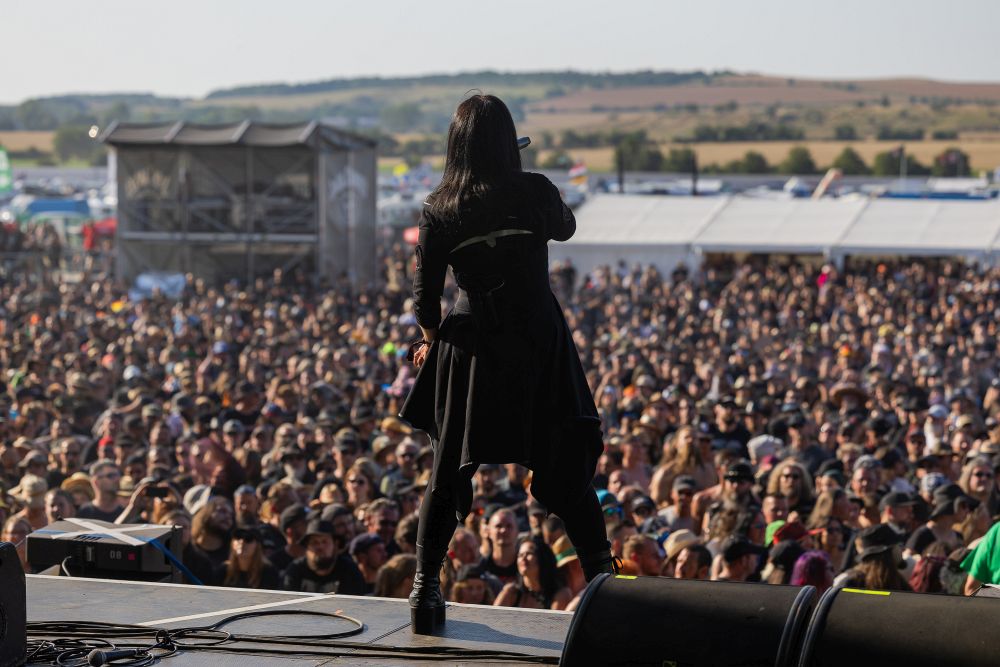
[411,208,449,330]
[541,178,576,242]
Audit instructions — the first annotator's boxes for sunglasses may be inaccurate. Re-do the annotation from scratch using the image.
[973,471,994,479]
[781,473,801,480]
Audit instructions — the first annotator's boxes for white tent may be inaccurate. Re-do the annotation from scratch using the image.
[549,194,720,276]
[552,193,1000,275]
[691,198,867,255]
[834,199,1000,260]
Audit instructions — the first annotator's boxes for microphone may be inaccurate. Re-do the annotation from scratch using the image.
[87,648,145,665]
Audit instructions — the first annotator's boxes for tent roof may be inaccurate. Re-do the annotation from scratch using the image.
[566,193,1000,258]
[566,194,723,245]
[101,120,375,149]
[838,199,1000,255]
[692,198,867,253]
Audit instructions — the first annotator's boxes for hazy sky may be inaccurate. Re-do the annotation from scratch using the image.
[5,0,999,104]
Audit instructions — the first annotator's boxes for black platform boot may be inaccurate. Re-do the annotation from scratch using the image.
[410,493,456,634]
[577,543,621,582]
[409,545,447,634]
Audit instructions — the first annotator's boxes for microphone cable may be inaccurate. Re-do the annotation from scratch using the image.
[26,607,560,664]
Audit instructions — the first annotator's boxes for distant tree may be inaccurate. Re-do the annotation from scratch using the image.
[662,148,696,173]
[540,150,573,170]
[53,124,100,162]
[779,146,817,174]
[831,147,869,175]
[16,99,58,130]
[741,151,770,174]
[931,129,959,140]
[614,131,664,172]
[931,147,971,177]
[872,150,932,176]
[100,101,131,126]
[834,124,858,141]
[876,126,924,141]
[0,107,16,130]
[379,103,422,132]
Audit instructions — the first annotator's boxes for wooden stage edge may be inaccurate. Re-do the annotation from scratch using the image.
[26,574,571,666]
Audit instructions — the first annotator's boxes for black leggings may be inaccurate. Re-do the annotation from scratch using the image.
[415,464,607,558]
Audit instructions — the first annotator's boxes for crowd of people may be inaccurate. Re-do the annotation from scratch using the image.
[2,246,999,608]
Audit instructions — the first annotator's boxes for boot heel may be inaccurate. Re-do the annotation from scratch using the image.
[411,604,445,635]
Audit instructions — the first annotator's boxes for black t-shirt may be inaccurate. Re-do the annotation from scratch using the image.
[282,554,366,595]
[482,554,518,584]
[905,525,960,556]
[182,543,216,586]
[269,547,295,576]
[195,541,231,572]
[76,503,125,523]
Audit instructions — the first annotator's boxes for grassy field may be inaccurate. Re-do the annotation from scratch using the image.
[0,131,55,152]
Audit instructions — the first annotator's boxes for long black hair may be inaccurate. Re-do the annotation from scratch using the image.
[429,94,522,223]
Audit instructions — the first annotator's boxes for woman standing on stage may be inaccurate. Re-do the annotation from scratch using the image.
[399,94,614,634]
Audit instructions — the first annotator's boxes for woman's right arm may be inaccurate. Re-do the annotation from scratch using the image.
[539,177,576,242]
[412,209,448,335]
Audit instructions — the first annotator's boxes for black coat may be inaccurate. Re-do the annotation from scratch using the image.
[399,172,602,516]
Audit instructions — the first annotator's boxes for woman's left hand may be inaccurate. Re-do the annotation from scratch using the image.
[413,343,430,368]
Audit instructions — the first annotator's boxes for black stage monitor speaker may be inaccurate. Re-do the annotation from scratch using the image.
[26,519,181,583]
[561,574,817,667]
[799,585,1000,667]
[0,542,26,667]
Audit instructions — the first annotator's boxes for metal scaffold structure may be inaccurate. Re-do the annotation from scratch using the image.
[102,120,378,287]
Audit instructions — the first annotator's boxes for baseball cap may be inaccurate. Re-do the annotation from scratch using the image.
[299,518,333,547]
[223,419,245,435]
[279,503,310,533]
[724,460,755,482]
[18,450,47,469]
[630,496,656,514]
[349,533,383,556]
[955,414,975,430]
[765,520,786,546]
[748,435,782,462]
[878,490,917,512]
[928,405,948,420]
[183,484,213,515]
[721,535,765,563]
[320,503,353,522]
[672,475,698,492]
[769,540,806,571]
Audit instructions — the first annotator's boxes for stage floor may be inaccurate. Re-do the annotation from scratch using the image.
[26,575,569,665]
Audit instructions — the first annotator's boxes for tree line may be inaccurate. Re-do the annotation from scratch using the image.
[597,133,972,176]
